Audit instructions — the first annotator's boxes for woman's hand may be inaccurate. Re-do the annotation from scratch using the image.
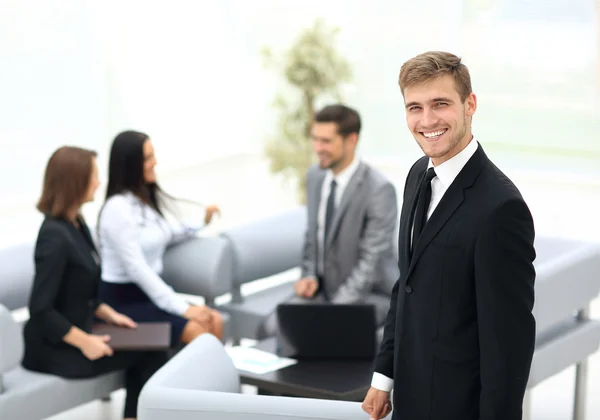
[95,303,137,328]
[184,305,213,324]
[110,312,137,329]
[204,204,220,225]
[80,334,113,361]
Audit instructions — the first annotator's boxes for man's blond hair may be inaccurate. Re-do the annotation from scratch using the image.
[399,51,472,102]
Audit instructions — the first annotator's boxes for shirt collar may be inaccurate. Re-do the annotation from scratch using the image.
[428,138,479,188]
[325,155,360,189]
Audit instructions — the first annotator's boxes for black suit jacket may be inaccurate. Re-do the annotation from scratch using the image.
[375,144,536,420]
[22,216,103,378]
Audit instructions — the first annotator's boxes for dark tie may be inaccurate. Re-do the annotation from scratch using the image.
[412,167,437,247]
[324,179,337,241]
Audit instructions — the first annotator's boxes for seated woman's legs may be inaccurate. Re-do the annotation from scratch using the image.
[91,350,168,420]
[180,319,209,344]
[209,309,224,341]
[124,351,168,420]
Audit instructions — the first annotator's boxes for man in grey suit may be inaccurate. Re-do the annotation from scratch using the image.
[259,104,399,338]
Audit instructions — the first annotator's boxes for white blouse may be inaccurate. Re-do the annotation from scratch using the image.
[98,192,202,316]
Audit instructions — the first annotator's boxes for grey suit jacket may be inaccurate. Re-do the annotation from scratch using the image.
[301,161,399,310]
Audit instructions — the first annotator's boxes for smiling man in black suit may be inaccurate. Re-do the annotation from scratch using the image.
[362,51,536,420]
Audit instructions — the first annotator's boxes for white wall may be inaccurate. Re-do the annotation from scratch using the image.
[0,0,109,205]
[0,0,598,247]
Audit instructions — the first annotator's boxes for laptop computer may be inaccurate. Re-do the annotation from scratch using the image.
[275,303,377,360]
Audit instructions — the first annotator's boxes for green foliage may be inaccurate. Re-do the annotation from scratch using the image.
[262,19,352,203]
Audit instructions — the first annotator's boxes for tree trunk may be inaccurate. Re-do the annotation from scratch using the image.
[297,90,315,204]
[303,90,315,139]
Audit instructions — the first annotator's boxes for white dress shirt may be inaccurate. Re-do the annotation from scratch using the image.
[316,156,361,276]
[371,139,479,392]
[98,192,202,316]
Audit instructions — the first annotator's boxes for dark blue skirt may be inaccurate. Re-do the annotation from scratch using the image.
[98,281,187,347]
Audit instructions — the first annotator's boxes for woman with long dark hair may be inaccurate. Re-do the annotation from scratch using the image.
[97,130,223,346]
[23,146,167,420]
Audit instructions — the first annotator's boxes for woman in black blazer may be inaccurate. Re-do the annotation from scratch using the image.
[22,146,168,420]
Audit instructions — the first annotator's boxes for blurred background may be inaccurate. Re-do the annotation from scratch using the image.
[1,0,598,244]
[0,1,598,417]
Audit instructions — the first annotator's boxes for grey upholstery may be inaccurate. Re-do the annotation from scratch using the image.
[224,207,306,290]
[139,333,386,420]
[526,237,600,389]
[533,239,600,333]
[0,241,35,311]
[0,305,22,376]
[0,366,123,420]
[0,233,230,419]
[162,236,233,303]
[219,207,306,340]
[142,333,240,394]
[529,317,600,388]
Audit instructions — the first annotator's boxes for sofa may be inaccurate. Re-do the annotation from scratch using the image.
[138,333,383,420]
[0,233,233,420]
[0,239,124,420]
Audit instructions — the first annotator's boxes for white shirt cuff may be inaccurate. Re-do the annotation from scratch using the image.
[371,372,394,392]
[172,297,190,317]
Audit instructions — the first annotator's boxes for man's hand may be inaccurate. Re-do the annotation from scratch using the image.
[362,387,392,420]
[294,277,319,298]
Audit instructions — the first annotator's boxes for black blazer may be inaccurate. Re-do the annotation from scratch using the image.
[22,216,103,378]
[375,144,536,420]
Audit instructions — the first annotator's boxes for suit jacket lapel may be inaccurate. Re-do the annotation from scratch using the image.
[407,145,487,277]
[325,162,367,249]
[65,219,101,268]
[400,180,420,272]
[79,221,98,253]
[397,157,429,273]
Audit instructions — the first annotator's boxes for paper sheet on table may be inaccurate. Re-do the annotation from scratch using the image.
[226,346,297,374]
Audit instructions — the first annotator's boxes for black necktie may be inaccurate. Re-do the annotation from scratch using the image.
[324,179,337,240]
[412,167,437,246]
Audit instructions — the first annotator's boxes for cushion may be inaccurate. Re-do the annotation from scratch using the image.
[221,207,306,286]
[0,366,123,420]
[163,236,233,300]
[0,305,23,374]
[0,242,35,310]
